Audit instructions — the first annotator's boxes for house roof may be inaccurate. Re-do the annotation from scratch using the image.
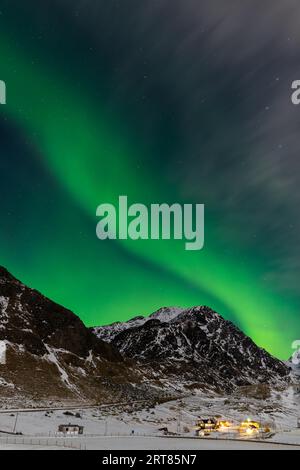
[59,424,83,428]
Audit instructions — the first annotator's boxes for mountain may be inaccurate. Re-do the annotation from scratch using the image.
[92,306,290,392]
[0,266,150,406]
[0,265,290,406]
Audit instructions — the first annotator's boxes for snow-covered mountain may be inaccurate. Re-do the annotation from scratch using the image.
[0,265,290,405]
[92,306,290,392]
[92,307,185,343]
[0,266,153,406]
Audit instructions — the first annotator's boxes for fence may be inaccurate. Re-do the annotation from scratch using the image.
[0,435,86,450]
[34,431,151,437]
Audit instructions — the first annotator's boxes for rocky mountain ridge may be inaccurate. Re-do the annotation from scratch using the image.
[93,306,290,392]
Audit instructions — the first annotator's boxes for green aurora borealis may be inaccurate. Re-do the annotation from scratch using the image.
[0,1,300,359]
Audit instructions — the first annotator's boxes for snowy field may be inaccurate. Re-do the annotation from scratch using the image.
[0,443,67,450]
[0,435,298,450]
[72,436,300,450]
[0,385,299,450]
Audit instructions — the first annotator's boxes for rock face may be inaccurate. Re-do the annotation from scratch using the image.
[0,267,139,406]
[0,266,120,361]
[93,306,290,392]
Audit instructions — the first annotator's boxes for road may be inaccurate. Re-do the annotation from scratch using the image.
[0,400,147,414]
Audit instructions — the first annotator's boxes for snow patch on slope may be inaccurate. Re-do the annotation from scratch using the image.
[149,307,186,323]
[93,307,185,342]
[44,345,79,393]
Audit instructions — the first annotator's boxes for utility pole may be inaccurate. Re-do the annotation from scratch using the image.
[12,412,19,434]
[177,412,181,435]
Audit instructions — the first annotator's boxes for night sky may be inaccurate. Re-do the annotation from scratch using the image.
[0,1,300,359]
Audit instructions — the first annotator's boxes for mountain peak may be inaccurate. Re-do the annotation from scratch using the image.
[0,266,126,405]
[92,305,290,392]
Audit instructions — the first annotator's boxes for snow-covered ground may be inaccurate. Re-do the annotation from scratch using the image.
[0,436,298,450]
[0,385,299,450]
[0,444,67,450]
